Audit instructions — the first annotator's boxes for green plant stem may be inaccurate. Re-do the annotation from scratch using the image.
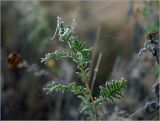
[84,79,98,120]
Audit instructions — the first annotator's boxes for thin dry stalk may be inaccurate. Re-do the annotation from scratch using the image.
[91,53,102,92]
[89,26,101,89]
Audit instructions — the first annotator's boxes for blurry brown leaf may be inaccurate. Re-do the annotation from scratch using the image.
[8,52,23,69]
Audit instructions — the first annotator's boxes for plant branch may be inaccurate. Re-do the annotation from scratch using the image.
[84,79,98,120]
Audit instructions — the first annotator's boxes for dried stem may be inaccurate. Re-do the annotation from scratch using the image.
[91,53,102,92]
[89,26,101,89]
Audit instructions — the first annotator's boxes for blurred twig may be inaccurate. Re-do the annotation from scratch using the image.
[91,53,102,92]
[89,26,101,89]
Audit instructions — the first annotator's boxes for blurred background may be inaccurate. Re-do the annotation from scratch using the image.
[1,0,159,120]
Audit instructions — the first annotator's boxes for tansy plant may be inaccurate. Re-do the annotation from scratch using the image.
[41,16,127,120]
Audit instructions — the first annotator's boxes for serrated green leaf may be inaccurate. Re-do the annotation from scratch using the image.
[96,78,127,106]
[43,81,88,95]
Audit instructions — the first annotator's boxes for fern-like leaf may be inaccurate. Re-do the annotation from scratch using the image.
[41,17,91,72]
[70,40,91,63]
[43,81,88,95]
[98,78,127,104]
[55,17,91,70]
[41,50,75,64]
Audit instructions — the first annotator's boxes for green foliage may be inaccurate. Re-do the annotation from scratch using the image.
[77,78,127,119]
[41,50,75,64]
[41,16,91,73]
[43,81,88,95]
[41,16,127,120]
[78,95,97,119]
[98,78,127,103]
